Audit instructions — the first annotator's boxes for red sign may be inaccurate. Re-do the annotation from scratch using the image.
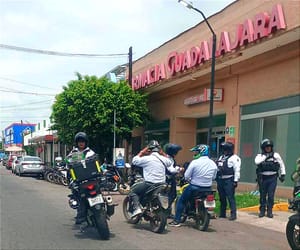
[132,4,286,91]
[184,88,224,105]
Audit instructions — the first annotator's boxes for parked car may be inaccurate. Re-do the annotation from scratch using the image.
[1,154,9,166]
[12,156,22,174]
[15,156,45,177]
[6,155,17,170]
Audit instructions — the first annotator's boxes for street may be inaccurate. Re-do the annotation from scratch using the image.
[0,165,290,250]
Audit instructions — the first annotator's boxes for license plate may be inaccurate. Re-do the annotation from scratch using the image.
[204,200,216,208]
[88,194,104,207]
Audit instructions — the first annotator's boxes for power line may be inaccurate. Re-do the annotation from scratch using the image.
[1,105,52,111]
[0,88,56,96]
[0,99,53,108]
[0,44,129,58]
[0,76,60,91]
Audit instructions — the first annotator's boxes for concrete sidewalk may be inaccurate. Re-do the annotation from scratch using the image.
[236,203,292,233]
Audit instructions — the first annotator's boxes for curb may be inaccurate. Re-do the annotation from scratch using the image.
[238,202,289,212]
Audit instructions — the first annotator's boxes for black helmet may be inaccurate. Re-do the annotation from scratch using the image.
[147,140,161,152]
[74,132,88,145]
[221,142,234,155]
[165,143,182,156]
[260,138,273,152]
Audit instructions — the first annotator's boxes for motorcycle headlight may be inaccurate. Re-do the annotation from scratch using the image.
[158,194,169,210]
[68,198,79,209]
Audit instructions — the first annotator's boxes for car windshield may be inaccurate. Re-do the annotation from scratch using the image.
[23,157,41,162]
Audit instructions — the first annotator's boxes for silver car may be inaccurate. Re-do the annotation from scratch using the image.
[15,156,45,177]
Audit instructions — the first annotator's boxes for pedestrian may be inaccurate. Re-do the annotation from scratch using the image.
[164,143,183,218]
[169,144,218,227]
[66,132,96,224]
[216,141,241,221]
[255,138,286,218]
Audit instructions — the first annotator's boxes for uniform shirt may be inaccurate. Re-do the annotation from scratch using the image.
[217,154,241,182]
[132,152,176,183]
[66,147,95,162]
[185,156,218,187]
[255,152,286,176]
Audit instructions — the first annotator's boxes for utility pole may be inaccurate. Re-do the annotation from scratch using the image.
[128,46,133,87]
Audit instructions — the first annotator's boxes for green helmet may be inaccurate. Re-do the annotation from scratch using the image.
[190,144,209,159]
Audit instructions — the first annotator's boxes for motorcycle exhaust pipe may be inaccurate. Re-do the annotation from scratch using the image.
[105,195,113,204]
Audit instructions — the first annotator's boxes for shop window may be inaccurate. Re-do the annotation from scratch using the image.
[240,106,300,186]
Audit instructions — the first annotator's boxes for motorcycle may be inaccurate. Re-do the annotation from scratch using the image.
[286,169,300,250]
[44,163,68,186]
[68,156,116,240]
[122,173,169,234]
[102,164,130,195]
[175,180,216,231]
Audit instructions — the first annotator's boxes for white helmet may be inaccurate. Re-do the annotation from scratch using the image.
[55,156,62,162]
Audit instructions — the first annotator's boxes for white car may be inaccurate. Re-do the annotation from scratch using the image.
[15,156,45,177]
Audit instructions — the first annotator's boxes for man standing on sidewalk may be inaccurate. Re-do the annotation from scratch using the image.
[216,141,241,221]
[255,139,286,218]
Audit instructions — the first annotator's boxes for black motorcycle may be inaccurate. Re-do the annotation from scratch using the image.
[286,196,300,250]
[103,164,130,195]
[44,164,68,186]
[68,157,116,240]
[175,180,216,231]
[122,176,169,234]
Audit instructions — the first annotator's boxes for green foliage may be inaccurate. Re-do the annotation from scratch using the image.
[214,192,260,214]
[50,73,149,159]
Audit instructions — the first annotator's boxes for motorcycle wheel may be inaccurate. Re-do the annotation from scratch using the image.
[150,210,167,234]
[286,220,300,250]
[122,196,140,224]
[195,207,210,231]
[93,210,110,240]
[59,176,69,186]
[45,172,54,183]
[118,183,131,195]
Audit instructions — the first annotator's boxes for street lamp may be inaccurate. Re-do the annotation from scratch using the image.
[178,0,216,153]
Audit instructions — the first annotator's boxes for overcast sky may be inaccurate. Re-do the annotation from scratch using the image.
[0,0,235,133]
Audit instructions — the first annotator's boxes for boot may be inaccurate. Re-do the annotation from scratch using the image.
[267,208,273,218]
[258,207,265,218]
[229,212,237,221]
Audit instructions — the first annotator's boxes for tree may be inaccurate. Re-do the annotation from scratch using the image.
[51,73,149,160]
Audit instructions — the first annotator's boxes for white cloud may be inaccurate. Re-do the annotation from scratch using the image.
[0,0,235,130]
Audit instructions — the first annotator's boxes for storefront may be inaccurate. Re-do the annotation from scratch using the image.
[130,0,300,193]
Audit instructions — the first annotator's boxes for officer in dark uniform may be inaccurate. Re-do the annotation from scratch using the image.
[255,139,286,218]
[164,143,183,218]
[216,142,241,221]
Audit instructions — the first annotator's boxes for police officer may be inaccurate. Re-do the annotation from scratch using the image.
[255,139,286,218]
[66,132,96,224]
[216,141,241,221]
[164,143,183,218]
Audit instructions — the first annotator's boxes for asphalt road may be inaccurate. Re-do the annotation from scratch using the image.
[0,164,290,250]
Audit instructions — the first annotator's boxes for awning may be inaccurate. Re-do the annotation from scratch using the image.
[5,145,24,152]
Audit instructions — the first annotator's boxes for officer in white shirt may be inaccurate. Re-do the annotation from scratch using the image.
[130,140,179,217]
[216,142,241,221]
[255,138,286,218]
[169,144,217,227]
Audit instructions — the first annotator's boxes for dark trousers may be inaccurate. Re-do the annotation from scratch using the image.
[259,174,277,212]
[167,176,177,209]
[217,177,236,217]
[129,181,159,208]
[174,184,211,223]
